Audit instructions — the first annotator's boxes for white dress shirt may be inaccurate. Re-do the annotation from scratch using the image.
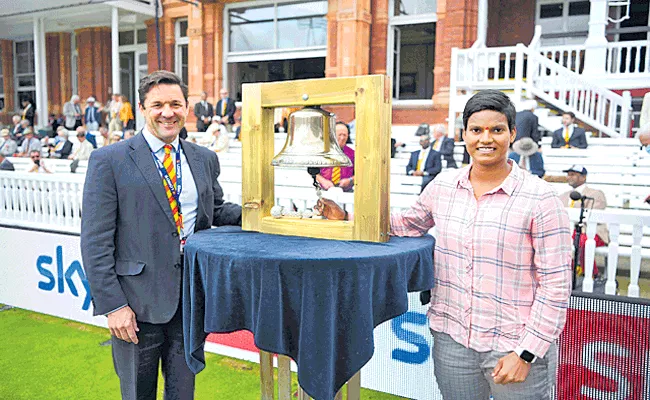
[71,139,94,161]
[142,128,199,239]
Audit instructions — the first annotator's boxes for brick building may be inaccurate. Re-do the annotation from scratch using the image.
[0,0,648,132]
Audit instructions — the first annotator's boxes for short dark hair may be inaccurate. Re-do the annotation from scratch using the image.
[462,90,516,131]
[138,70,188,107]
[562,111,576,119]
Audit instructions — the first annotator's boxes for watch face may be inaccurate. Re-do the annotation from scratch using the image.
[520,350,535,363]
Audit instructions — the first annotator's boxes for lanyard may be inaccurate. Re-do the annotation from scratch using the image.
[151,145,183,233]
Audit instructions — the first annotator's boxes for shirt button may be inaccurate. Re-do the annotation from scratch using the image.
[174,263,181,269]
[172,231,179,237]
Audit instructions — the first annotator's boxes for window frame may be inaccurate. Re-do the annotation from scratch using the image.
[175,18,189,85]
[386,0,437,104]
[0,55,4,112]
[13,40,36,112]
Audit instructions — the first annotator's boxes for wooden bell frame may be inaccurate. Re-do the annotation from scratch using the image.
[240,75,391,243]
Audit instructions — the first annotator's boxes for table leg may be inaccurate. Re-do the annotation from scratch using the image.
[347,371,361,400]
[277,355,291,400]
[297,386,311,400]
[260,351,274,400]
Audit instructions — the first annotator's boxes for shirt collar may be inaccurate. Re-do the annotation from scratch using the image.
[574,183,586,193]
[457,159,520,196]
[141,126,180,154]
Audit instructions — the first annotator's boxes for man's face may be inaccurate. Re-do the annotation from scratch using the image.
[335,124,349,149]
[139,84,189,144]
[433,130,444,140]
[201,92,207,101]
[78,135,86,142]
[13,116,20,124]
[220,90,228,100]
[88,101,95,107]
[2,135,9,141]
[420,136,431,149]
[465,110,516,169]
[30,152,40,162]
[21,120,29,128]
[58,131,67,139]
[25,133,34,141]
[566,171,586,188]
[562,114,574,127]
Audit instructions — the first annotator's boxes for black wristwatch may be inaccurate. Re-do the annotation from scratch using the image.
[519,350,536,364]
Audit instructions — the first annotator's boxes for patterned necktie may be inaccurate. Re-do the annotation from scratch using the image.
[564,128,570,148]
[416,159,422,171]
[331,167,341,185]
[162,144,182,234]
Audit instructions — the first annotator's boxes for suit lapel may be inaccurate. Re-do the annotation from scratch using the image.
[129,133,176,228]
[180,140,209,230]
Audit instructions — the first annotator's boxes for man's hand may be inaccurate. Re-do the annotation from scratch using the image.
[107,306,139,344]
[338,178,353,188]
[221,116,228,124]
[315,198,346,220]
[492,352,531,385]
[413,171,424,176]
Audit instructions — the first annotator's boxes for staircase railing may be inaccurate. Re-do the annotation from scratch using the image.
[450,42,632,137]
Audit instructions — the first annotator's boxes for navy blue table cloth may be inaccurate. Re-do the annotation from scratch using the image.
[183,226,435,400]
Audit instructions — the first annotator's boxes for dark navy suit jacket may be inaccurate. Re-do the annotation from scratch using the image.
[406,148,442,192]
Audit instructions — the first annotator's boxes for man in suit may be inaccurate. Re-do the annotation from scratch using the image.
[558,165,608,277]
[215,88,236,132]
[17,128,41,157]
[551,112,588,149]
[84,97,102,132]
[406,134,442,192]
[193,91,213,132]
[21,98,35,127]
[51,128,73,159]
[510,100,544,175]
[63,95,83,130]
[81,70,242,400]
[11,115,23,137]
[431,124,457,168]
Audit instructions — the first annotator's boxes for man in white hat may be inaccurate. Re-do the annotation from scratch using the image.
[559,165,608,278]
[84,96,102,132]
[510,137,545,178]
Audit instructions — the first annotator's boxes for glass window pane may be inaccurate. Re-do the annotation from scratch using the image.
[393,0,436,16]
[15,41,29,54]
[178,20,188,37]
[230,22,275,52]
[139,53,148,65]
[540,3,563,19]
[277,1,327,19]
[394,23,435,100]
[17,75,35,87]
[137,28,147,44]
[119,30,135,46]
[230,6,274,24]
[0,97,4,112]
[278,17,327,49]
[181,45,188,84]
[568,1,590,16]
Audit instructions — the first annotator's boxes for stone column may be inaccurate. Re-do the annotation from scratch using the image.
[75,27,112,100]
[46,33,72,114]
[0,40,15,113]
[334,0,372,77]
[583,0,608,76]
[369,0,389,75]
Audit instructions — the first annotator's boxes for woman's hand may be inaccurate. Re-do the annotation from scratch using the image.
[315,198,346,220]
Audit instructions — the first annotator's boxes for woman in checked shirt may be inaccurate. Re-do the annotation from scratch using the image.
[316,90,572,400]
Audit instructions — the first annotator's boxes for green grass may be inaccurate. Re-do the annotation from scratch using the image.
[0,306,404,400]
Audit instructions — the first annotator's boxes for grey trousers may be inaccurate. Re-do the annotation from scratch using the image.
[111,304,195,400]
[432,331,556,400]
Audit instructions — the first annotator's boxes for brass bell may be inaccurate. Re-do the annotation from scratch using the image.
[271,106,352,167]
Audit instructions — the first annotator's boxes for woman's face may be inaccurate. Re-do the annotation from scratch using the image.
[335,124,349,149]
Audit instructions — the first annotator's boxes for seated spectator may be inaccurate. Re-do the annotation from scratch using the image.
[316,122,355,192]
[0,129,18,157]
[559,165,607,277]
[431,124,458,168]
[234,116,242,141]
[18,128,42,157]
[638,123,650,153]
[69,128,94,173]
[97,126,110,148]
[207,117,230,153]
[509,137,545,178]
[27,150,52,173]
[0,152,14,171]
[15,120,30,145]
[123,129,135,140]
[51,128,73,159]
[406,134,442,193]
[11,115,23,137]
[109,133,123,145]
[551,112,588,149]
[391,138,405,158]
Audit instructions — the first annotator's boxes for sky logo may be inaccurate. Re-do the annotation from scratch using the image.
[391,311,430,364]
[36,245,91,311]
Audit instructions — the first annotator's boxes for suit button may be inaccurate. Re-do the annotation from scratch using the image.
[172,231,179,237]
[174,263,181,269]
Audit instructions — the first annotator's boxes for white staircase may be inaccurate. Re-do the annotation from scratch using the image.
[448,26,633,138]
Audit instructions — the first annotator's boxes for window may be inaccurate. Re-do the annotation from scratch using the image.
[228,1,327,53]
[224,1,328,100]
[387,0,436,101]
[568,1,589,16]
[540,3,563,19]
[175,19,189,85]
[119,30,135,46]
[14,40,36,110]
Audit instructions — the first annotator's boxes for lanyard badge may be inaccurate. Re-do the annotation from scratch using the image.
[151,146,184,238]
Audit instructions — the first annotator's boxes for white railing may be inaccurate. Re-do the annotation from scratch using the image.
[605,40,650,76]
[3,171,650,299]
[538,45,586,74]
[526,49,631,137]
[450,42,632,138]
[568,208,650,298]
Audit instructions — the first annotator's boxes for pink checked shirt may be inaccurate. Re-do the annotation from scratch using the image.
[390,161,572,358]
